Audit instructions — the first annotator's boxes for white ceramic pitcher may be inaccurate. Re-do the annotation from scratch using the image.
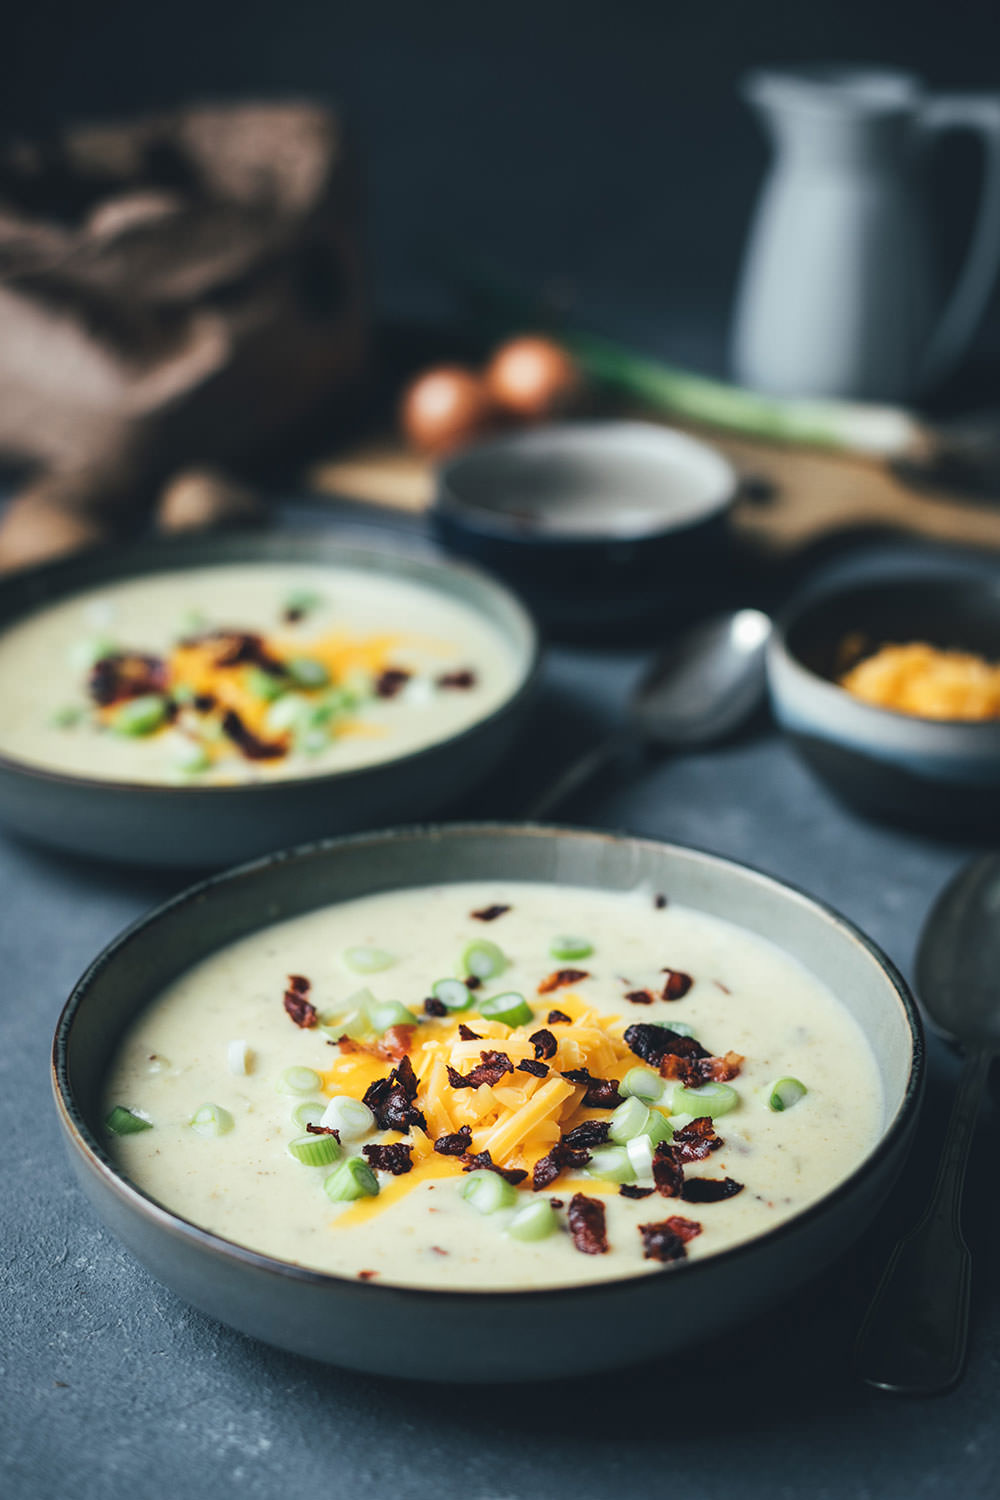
[731,67,1000,401]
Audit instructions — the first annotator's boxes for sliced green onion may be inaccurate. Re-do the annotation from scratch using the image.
[668,1081,740,1117]
[461,1169,518,1214]
[172,742,212,776]
[644,1108,673,1146]
[625,1133,656,1180]
[507,1200,558,1241]
[277,1066,323,1096]
[585,1145,636,1184]
[609,1097,652,1144]
[432,977,473,1011]
[477,991,533,1028]
[765,1077,808,1112]
[282,587,324,619]
[178,608,208,637]
[171,682,196,706]
[343,946,396,974]
[265,694,310,734]
[108,694,169,737]
[287,656,330,690]
[324,1156,379,1202]
[69,635,116,671]
[549,935,593,960]
[291,1100,327,1130]
[619,1067,665,1104]
[105,1105,153,1135]
[288,1132,342,1167]
[48,704,85,729]
[665,1021,696,1038]
[318,990,375,1040]
[462,939,507,981]
[309,688,356,723]
[320,1096,376,1139]
[297,725,332,755]
[245,666,286,702]
[189,1103,234,1137]
[226,1039,252,1075]
[365,999,419,1033]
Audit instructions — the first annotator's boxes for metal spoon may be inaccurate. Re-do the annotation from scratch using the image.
[526,608,772,820]
[856,854,1000,1394]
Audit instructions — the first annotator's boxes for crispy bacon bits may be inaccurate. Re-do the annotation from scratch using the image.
[306,1123,340,1141]
[438,669,478,690]
[190,629,286,674]
[562,1121,611,1150]
[447,1050,515,1089]
[625,989,655,1005]
[561,1068,623,1109]
[471,904,510,922]
[433,1126,473,1157]
[660,1049,744,1088]
[620,1184,655,1200]
[458,1023,482,1041]
[517,1058,549,1078]
[363,1058,426,1133]
[465,975,482,991]
[529,1028,557,1061]
[652,1140,683,1198]
[88,652,167,706]
[362,1142,414,1176]
[670,1117,724,1163]
[547,1009,571,1025]
[460,1150,527,1186]
[638,1216,702,1263]
[624,1022,707,1067]
[538,968,590,994]
[221,708,286,760]
[374,667,411,699]
[357,1270,378,1281]
[283,974,317,1028]
[654,893,668,910]
[567,1193,609,1255]
[424,995,447,1017]
[681,1176,744,1204]
[661,968,694,1001]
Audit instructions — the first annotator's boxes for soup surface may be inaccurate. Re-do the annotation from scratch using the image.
[0,564,520,784]
[104,880,884,1291]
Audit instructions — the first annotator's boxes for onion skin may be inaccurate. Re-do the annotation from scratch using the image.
[399,366,498,455]
[485,335,582,421]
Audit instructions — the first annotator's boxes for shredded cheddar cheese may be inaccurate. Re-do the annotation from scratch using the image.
[840,641,1000,721]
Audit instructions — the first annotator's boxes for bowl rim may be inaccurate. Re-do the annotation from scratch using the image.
[0,532,541,798]
[435,419,737,547]
[769,571,1000,737]
[52,820,925,1306]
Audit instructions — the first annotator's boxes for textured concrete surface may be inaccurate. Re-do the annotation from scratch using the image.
[3,518,1000,1500]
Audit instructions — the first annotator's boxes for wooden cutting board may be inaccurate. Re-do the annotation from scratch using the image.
[307,420,1000,562]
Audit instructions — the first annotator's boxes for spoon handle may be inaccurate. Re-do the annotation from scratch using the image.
[524,735,626,821]
[855,1045,993,1394]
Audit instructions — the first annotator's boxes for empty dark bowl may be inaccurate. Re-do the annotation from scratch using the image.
[767,572,1000,831]
[433,422,736,640]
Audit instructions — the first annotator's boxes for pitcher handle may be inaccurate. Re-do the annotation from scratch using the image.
[917,94,1000,389]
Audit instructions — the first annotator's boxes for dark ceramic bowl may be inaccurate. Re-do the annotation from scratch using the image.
[52,823,923,1382]
[768,573,1000,831]
[0,534,538,867]
[433,421,736,640]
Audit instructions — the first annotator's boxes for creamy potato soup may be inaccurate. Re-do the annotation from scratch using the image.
[0,565,520,784]
[103,881,883,1291]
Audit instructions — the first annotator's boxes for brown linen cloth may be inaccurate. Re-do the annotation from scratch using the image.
[0,101,370,570]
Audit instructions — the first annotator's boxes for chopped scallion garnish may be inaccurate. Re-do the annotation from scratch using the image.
[625,1133,656,1180]
[667,1081,740,1117]
[288,1133,342,1167]
[292,1100,327,1130]
[619,1067,665,1104]
[343,946,396,974]
[287,656,330,690]
[549,935,593,960]
[585,1145,636,1184]
[189,1103,234,1137]
[245,667,286,702]
[69,636,116,671]
[324,1156,380,1202]
[226,1039,252,1076]
[365,998,419,1033]
[507,1200,558,1241]
[609,1097,652,1144]
[282,587,324,620]
[277,1066,324,1096]
[320,1096,376,1139]
[105,1105,153,1135]
[461,1170,518,1214]
[109,694,169,737]
[48,705,84,729]
[462,939,507,981]
[477,991,533,1027]
[432,978,473,1011]
[765,1077,808,1112]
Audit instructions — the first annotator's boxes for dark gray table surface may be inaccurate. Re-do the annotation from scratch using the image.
[3,511,999,1500]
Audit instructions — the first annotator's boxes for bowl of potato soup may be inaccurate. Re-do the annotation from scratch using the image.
[52,824,923,1381]
[0,534,536,865]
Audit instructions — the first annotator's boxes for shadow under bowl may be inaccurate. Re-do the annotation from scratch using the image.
[0,532,539,867]
[52,823,923,1382]
[432,421,736,641]
[768,572,1000,832]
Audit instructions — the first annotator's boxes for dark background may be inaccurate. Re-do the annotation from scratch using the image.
[4,0,1000,376]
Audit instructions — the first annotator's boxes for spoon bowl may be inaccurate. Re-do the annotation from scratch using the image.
[916,853,1000,1051]
[632,608,772,748]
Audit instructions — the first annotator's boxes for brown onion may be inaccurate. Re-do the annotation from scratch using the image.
[485,335,582,421]
[399,366,497,455]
